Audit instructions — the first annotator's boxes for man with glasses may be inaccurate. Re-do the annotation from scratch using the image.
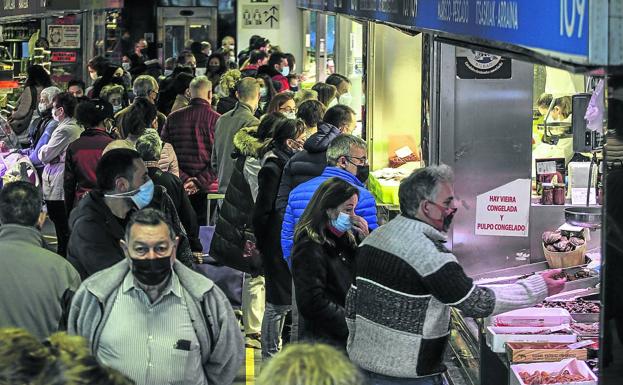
[69,208,244,385]
[281,134,378,267]
[114,75,167,136]
[345,165,565,385]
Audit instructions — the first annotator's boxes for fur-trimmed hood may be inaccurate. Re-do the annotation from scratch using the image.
[232,126,271,159]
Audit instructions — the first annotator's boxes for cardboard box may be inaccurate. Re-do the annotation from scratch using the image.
[486,326,577,353]
[506,342,588,363]
[494,307,572,327]
[510,359,597,385]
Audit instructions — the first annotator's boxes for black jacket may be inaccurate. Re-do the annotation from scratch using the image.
[210,127,269,274]
[216,96,238,115]
[291,230,357,348]
[147,166,202,252]
[252,147,294,305]
[67,187,194,279]
[275,122,341,211]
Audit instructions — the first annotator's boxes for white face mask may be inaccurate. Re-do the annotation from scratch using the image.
[121,62,131,71]
[89,71,98,81]
[195,67,207,77]
[51,107,62,122]
[339,92,353,106]
[38,102,48,114]
[112,104,123,113]
[285,111,296,120]
[164,69,173,77]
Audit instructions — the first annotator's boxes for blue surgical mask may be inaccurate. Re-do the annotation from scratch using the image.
[331,212,352,233]
[105,179,154,209]
[281,66,290,77]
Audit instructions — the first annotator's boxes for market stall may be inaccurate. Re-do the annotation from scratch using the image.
[295,1,618,384]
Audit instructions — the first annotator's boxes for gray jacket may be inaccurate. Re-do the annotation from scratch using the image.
[68,259,244,385]
[211,101,260,194]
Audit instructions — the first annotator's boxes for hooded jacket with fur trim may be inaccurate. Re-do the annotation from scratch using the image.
[209,127,270,274]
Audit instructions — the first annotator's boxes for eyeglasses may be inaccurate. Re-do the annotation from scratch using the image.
[279,107,296,114]
[346,155,368,165]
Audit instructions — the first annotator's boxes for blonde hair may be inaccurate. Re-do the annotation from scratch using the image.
[256,343,365,385]
[219,69,242,96]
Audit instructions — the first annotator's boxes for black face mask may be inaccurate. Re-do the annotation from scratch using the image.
[355,164,370,184]
[130,256,172,285]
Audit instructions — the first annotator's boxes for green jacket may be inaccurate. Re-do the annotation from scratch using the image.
[0,224,81,339]
[68,259,244,385]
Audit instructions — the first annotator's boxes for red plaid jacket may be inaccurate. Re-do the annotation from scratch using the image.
[161,98,221,192]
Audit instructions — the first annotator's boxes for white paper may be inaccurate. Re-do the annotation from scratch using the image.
[536,160,557,175]
[475,179,531,237]
[571,188,597,205]
[395,146,413,158]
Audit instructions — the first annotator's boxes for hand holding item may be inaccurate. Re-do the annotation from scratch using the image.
[183,178,199,195]
[351,215,369,237]
[540,269,566,296]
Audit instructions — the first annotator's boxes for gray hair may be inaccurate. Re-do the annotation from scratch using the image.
[125,208,176,243]
[326,134,367,166]
[40,86,62,103]
[133,75,158,97]
[399,165,454,218]
[135,128,163,162]
[190,76,212,94]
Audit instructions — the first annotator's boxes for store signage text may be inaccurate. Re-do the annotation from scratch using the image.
[560,0,585,38]
[474,179,530,237]
[297,0,590,60]
[51,51,77,62]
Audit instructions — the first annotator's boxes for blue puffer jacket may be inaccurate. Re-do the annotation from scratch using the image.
[281,166,379,265]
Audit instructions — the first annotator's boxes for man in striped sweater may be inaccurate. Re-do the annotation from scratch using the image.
[345,165,565,385]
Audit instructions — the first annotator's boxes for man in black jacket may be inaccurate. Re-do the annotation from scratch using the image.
[67,148,194,279]
[275,104,357,211]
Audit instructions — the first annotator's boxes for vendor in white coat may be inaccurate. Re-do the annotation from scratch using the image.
[533,94,574,164]
[38,92,83,257]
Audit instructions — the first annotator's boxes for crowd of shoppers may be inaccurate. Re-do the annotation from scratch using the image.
[0,32,567,385]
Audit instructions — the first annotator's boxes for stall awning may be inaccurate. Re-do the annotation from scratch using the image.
[296,0,617,68]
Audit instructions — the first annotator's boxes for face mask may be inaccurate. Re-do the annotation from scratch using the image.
[355,164,369,184]
[51,107,61,122]
[290,86,299,93]
[89,72,98,81]
[425,201,458,233]
[281,66,290,77]
[105,179,154,209]
[259,87,268,98]
[209,65,220,72]
[38,103,48,114]
[121,62,131,71]
[331,212,353,233]
[130,256,172,285]
[339,92,353,106]
[195,67,207,77]
[112,104,122,113]
[164,69,173,77]
[284,111,296,120]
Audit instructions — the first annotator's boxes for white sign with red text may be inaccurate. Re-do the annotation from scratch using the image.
[475,179,531,237]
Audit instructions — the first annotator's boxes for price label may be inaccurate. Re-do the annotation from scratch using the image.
[536,160,557,175]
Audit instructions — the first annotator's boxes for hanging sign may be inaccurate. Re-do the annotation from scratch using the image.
[51,51,77,62]
[475,179,531,237]
[242,4,280,29]
[297,0,590,62]
[456,48,512,79]
[47,25,81,49]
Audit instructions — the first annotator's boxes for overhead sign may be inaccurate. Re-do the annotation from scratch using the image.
[475,179,531,237]
[242,4,280,29]
[47,25,81,49]
[297,0,590,62]
[51,51,77,63]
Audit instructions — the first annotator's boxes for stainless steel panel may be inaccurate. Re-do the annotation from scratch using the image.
[438,43,534,276]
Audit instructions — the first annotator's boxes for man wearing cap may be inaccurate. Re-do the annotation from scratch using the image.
[64,99,115,213]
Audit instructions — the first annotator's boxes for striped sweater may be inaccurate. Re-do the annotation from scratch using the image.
[345,215,548,378]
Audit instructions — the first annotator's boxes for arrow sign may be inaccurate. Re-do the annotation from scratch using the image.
[270,6,278,14]
[266,15,278,28]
